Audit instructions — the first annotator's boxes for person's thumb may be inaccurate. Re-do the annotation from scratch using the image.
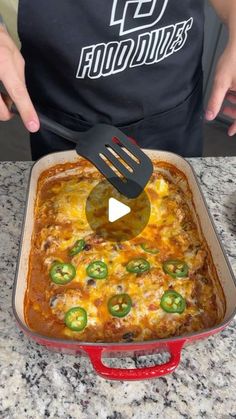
[205,76,229,121]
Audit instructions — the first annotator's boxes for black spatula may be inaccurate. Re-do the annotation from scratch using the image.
[12,105,153,198]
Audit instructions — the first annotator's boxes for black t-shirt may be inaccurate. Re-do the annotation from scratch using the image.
[18,0,204,125]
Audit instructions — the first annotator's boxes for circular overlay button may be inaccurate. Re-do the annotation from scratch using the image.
[85,178,151,242]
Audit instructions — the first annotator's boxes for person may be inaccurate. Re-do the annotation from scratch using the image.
[0,0,236,160]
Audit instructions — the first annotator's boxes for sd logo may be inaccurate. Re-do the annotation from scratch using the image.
[110,0,169,36]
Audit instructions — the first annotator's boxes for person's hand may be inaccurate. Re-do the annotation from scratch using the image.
[205,42,236,137]
[0,24,39,132]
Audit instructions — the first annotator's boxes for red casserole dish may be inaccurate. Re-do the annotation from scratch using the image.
[13,150,236,380]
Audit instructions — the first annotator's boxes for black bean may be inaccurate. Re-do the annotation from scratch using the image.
[84,244,92,251]
[43,242,50,251]
[49,295,58,308]
[122,332,134,341]
[87,279,96,286]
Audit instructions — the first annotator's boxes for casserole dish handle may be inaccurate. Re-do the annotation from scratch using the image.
[86,340,185,381]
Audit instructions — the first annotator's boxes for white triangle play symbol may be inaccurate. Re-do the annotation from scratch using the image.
[108,198,131,223]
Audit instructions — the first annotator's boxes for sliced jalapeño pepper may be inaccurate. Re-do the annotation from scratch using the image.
[126,258,150,274]
[163,259,189,278]
[141,243,159,254]
[69,239,85,256]
[86,260,108,279]
[160,290,186,314]
[108,294,132,318]
[50,262,76,285]
[65,307,87,331]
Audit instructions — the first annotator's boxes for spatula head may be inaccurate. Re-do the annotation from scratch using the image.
[75,124,153,198]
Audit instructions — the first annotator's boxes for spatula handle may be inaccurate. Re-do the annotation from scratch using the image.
[11,104,78,144]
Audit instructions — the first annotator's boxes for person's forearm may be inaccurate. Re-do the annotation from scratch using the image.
[206,0,236,136]
[0,16,39,131]
[209,0,236,46]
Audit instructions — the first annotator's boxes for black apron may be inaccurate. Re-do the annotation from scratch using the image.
[18,0,204,160]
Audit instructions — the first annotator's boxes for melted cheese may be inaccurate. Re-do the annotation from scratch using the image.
[25,159,225,342]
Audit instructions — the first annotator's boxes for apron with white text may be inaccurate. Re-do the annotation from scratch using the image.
[18,0,204,159]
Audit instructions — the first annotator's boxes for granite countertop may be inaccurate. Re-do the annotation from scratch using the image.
[0,158,235,419]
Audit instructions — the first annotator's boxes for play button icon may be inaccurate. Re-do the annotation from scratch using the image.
[85,178,151,242]
[108,198,131,223]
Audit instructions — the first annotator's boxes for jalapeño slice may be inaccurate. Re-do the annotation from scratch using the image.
[69,239,85,256]
[160,290,186,314]
[108,294,132,318]
[65,307,87,331]
[163,259,189,278]
[141,243,159,254]
[126,258,150,274]
[86,260,108,279]
[50,262,76,285]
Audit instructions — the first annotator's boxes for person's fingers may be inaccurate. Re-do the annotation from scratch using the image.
[228,121,236,137]
[0,57,40,132]
[226,92,236,105]
[205,78,229,121]
[2,76,40,132]
[0,93,12,121]
[222,105,236,119]
[222,106,236,136]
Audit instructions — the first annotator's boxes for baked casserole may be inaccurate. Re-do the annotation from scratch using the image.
[25,159,225,342]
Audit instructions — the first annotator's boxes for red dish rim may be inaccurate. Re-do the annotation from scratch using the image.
[12,152,236,379]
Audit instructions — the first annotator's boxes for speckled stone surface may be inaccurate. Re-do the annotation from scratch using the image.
[0,158,235,419]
